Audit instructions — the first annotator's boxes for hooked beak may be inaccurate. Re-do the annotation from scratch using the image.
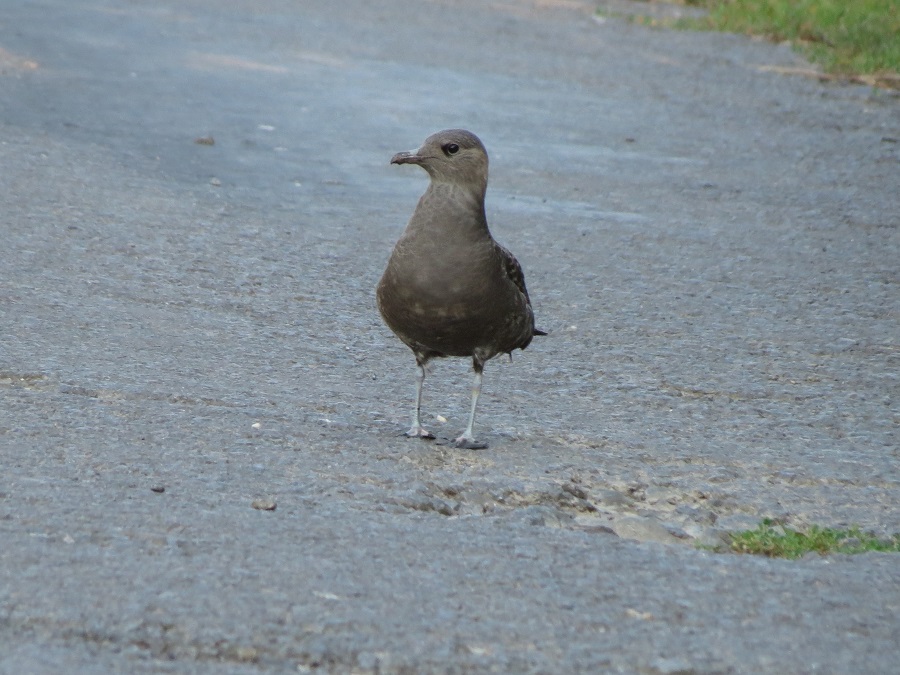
[390,149,425,165]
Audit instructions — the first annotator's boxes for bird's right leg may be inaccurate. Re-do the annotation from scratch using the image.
[454,359,488,450]
[406,358,435,440]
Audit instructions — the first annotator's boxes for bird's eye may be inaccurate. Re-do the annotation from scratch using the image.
[443,143,460,156]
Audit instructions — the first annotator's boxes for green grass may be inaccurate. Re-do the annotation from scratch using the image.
[725,519,900,559]
[603,0,900,87]
[686,0,899,81]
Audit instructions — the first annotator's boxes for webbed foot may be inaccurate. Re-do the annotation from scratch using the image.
[405,426,436,440]
[453,435,488,450]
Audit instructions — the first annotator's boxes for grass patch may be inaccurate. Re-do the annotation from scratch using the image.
[687,0,899,81]
[600,1,900,87]
[725,519,900,559]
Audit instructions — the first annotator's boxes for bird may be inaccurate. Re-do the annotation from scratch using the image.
[376,129,545,449]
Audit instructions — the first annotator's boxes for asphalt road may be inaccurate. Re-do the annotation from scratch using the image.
[1,1,898,673]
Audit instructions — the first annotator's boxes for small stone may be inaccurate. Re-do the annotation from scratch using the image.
[402,496,455,516]
[234,646,258,662]
[674,504,717,525]
[641,657,694,675]
[466,644,492,656]
[512,505,573,528]
[625,607,654,620]
[251,498,277,511]
[194,135,215,145]
[561,482,588,500]
[209,177,221,186]
[150,486,165,493]
[578,523,617,536]
[612,515,684,545]
[643,486,676,505]
[687,525,729,548]
[594,489,633,508]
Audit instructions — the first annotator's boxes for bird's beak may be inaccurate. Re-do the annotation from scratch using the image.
[391,149,424,165]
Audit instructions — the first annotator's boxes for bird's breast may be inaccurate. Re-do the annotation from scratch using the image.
[377,244,531,358]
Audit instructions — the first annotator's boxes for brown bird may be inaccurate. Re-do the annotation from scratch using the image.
[377,129,545,449]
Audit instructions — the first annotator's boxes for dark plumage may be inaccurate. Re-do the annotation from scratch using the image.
[377,129,544,449]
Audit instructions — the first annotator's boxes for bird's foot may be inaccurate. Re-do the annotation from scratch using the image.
[453,434,488,450]
[404,426,436,440]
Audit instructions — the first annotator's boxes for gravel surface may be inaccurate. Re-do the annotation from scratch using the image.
[1,0,898,673]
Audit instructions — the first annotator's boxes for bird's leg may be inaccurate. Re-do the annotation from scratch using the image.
[454,360,488,449]
[405,360,435,440]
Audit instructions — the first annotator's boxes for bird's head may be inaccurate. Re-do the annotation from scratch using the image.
[391,129,489,195]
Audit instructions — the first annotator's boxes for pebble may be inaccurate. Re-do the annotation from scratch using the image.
[251,498,277,511]
[612,515,685,545]
[640,657,695,675]
[593,489,634,508]
[234,646,258,662]
[684,524,730,548]
[512,505,574,528]
[643,486,678,506]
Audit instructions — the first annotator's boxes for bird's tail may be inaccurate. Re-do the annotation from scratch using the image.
[533,328,548,336]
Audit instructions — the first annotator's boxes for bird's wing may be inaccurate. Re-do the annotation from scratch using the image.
[496,243,532,304]
[498,243,549,337]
